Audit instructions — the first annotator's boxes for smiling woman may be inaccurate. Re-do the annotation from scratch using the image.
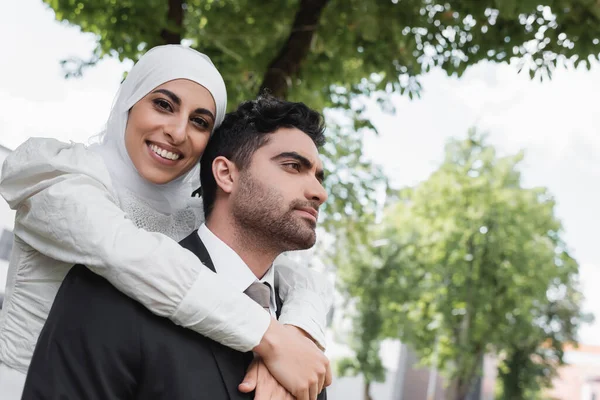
[125,79,216,185]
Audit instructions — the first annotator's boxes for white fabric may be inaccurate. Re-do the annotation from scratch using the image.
[0,362,24,398]
[0,138,332,396]
[275,259,332,348]
[197,224,277,316]
[91,44,227,216]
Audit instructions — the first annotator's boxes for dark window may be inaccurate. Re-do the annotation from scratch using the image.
[0,229,13,261]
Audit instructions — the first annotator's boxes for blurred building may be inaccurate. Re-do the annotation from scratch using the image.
[545,344,600,400]
[390,345,496,400]
[326,338,600,400]
[326,335,496,400]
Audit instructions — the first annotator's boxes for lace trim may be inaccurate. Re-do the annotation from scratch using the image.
[119,187,205,242]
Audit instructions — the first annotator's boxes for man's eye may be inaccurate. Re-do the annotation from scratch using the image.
[285,163,301,172]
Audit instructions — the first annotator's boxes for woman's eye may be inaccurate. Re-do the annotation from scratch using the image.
[153,98,172,111]
[192,117,209,129]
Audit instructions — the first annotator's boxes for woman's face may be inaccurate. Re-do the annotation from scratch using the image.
[125,79,217,185]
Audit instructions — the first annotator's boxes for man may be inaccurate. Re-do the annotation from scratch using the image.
[22,95,330,400]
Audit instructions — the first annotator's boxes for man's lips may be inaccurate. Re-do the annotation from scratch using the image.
[295,207,318,221]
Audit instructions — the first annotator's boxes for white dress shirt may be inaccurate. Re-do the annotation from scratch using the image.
[0,138,333,399]
[198,224,277,316]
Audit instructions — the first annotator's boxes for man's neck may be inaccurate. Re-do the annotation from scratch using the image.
[205,217,279,279]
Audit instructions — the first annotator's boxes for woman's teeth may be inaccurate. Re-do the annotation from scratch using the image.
[150,144,180,161]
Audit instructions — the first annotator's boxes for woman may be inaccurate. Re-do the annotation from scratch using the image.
[0,45,331,399]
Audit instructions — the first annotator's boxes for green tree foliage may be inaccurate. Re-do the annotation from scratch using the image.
[335,221,405,400]
[496,272,591,399]
[46,0,600,106]
[335,241,387,400]
[339,130,586,400]
[44,0,600,236]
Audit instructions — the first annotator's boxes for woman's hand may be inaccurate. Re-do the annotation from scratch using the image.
[239,357,295,399]
[253,319,331,400]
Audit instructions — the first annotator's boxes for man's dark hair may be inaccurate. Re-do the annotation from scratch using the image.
[200,94,326,219]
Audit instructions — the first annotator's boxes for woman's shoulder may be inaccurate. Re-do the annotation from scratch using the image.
[0,138,115,208]
[10,137,96,163]
[4,137,110,183]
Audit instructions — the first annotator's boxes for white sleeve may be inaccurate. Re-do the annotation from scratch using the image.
[274,254,333,349]
[0,138,270,352]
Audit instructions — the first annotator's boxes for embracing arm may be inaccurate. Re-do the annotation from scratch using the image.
[0,138,269,352]
[274,255,333,350]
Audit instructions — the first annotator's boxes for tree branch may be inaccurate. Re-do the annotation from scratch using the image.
[259,0,330,99]
[160,0,184,44]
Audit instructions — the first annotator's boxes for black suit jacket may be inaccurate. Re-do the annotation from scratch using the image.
[22,231,326,400]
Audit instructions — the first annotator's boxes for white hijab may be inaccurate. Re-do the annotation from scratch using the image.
[91,45,227,220]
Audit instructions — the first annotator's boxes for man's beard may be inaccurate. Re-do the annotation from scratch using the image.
[232,171,318,252]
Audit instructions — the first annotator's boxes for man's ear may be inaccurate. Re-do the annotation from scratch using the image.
[212,156,238,194]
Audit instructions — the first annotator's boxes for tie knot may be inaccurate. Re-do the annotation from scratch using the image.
[244,282,271,312]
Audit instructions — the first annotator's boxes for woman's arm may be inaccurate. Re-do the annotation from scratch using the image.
[0,138,268,351]
[274,255,333,350]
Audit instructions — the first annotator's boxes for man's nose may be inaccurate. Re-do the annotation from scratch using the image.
[306,177,328,205]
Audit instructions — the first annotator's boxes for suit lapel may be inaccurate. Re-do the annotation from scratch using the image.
[275,288,283,319]
[179,231,251,399]
[179,230,216,272]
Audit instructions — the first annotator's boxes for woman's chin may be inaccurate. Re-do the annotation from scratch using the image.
[138,155,191,184]
[139,168,182,185]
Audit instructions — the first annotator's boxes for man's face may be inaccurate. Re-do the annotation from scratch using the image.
[231,127,328,251]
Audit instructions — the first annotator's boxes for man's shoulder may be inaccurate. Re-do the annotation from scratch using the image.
[58,265,145,323]
[60,264,209,345]
[34,264,145,373]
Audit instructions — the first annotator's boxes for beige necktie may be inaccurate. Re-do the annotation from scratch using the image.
[244,282,271,313]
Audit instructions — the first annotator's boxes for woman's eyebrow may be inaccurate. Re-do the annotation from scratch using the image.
[194,108,215,122]
[152,89,181,106]
[153,89,215,121]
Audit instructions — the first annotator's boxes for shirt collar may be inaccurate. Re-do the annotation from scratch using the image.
[197,224,276,311]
